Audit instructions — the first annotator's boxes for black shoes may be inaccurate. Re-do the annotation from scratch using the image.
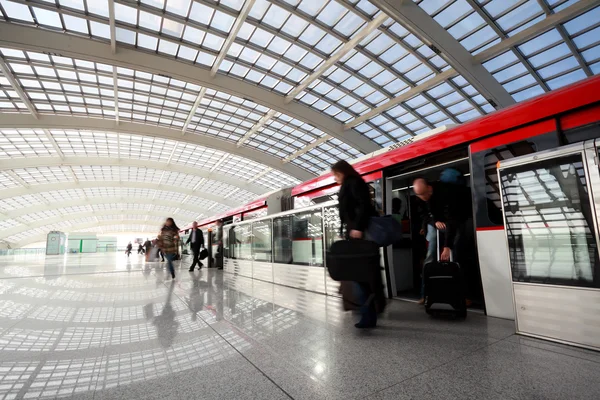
[354,320,377,329]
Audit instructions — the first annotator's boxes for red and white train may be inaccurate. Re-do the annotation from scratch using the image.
[184,75,600,351]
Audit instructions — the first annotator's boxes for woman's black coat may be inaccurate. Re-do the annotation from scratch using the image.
[338,175,376,235]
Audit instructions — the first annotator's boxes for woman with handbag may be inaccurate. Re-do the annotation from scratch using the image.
[157,218,180,280]
[332,160,383,329]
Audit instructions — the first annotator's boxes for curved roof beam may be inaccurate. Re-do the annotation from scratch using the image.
[0,156,265,196]
[0,181,241,209]
[0,210,194,240]
[0,197,211,223]
[0,114,313,182]
[13,220,168,248]
[0,23,379,155]
[370,0,514,109]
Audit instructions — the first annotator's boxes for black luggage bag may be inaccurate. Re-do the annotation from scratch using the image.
[326,239,380,283]
[423,232,467,319]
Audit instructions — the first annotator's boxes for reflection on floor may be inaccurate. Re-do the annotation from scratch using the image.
[0,253,599,399]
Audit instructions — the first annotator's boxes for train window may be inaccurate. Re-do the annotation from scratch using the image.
[471,132,560,228]
[324,206,343,251]
[228,223,252,261]
[251,220,272,262]
[562,122,600,144]
[500,154,599,288]
[273,210,323,266]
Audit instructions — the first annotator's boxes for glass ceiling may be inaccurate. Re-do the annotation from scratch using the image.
[0,0,598,246]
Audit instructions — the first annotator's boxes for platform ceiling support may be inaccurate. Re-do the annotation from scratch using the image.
[0,197,213,223]
[211,0,256,77]
[345,69,456,129]
[284,11,389,104]
[237,110,277,147]
[371,0,515,109]
[535,0,594,77]
[0,113,313,181]
[108,0,117,54]
[0,181,241,209]
[473,0,599,63]
[0,58,38,118]
[0,23,379,155]
[283,136,331,163]
[0,156,265,195]
[0,210,202,240]
[182,87,207,135]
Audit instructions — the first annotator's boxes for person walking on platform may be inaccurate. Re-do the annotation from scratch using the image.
[332,160,383,329]
[144,238,152,261]
[186,221,205,271]
[158,218,180,280]
[125,242,132,257]
[137,243,145,255]
[215,220,224,270]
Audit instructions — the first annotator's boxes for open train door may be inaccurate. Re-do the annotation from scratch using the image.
[498,141,600,350]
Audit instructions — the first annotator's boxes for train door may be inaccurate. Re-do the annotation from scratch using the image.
[385,158,484,309]
[497,141,600,350]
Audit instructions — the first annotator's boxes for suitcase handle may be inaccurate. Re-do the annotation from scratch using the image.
[436,228,453,262]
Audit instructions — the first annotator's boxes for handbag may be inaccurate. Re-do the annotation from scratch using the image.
[366,215,402,247]
[326,239,380,283]
[199,247,208,260]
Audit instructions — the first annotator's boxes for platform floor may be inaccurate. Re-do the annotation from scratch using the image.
[0,253,599,399]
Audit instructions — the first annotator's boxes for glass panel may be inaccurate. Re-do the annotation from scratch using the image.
[273,210,323,266]
[324,206,342,251]
[227,223,252,261]
[500,153,600,288]
[252,220,272,262]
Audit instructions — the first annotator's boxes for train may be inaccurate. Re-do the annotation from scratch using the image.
[182,75,600,351]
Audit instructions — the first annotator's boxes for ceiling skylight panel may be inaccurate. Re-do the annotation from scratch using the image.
[0,195,41,210]
[29,7,62,29]
[0,171,19,189]
[1,0,34,22]
[447,11,486,40]
[63,14,89,34]
[495,1,544,34]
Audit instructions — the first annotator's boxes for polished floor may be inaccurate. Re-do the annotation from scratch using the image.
[0,253,599,400]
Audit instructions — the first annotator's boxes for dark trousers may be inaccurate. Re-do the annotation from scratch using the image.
[355,282,377,325]
[189,248,203,270]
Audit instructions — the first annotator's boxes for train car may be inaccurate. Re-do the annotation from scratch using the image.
[184,76,600,350]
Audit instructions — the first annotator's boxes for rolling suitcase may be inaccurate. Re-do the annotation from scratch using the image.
[423,231,467,318]
[326,239,380,283]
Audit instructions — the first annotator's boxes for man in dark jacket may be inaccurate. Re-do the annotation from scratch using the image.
[413,177,471,262]
[186,221,204,271]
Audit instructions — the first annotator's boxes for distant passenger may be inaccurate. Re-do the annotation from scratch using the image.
[158,218,180,280]
[126,242,132,257]
[137,243,145,255]
[332,160,383,329]
[215,220,224,270]
[391,197,402,223]
[186,221,205,271]
[143,238,152,261]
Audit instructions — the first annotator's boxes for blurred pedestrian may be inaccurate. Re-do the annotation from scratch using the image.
[157,218,180,280]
